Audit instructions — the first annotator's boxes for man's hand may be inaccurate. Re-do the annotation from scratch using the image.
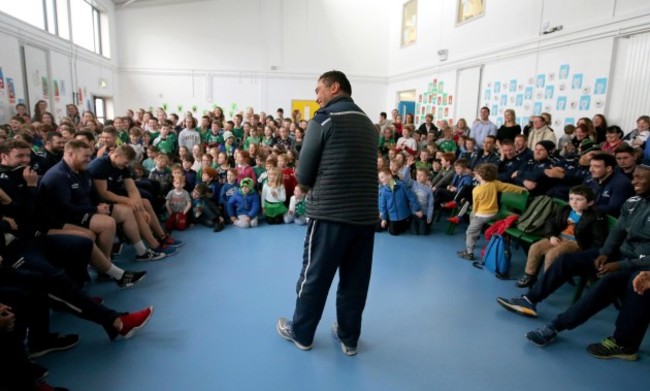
[0,304,15,332]
[594,255,608,270]
[0,188,11,205]
[96,203,111,215]
[2,216,18,231]
[549,236,561,246]
[125,198,144,211]
[381,220,387,228]
[416,211,424,218]
[597,261,621,278]
[23,166,38,187]
[523,180,537,190]
[633,271,650,295]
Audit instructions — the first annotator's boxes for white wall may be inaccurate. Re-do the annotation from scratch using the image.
[385,0,650,128]
[115,0,390,118]
[0,0,118,123]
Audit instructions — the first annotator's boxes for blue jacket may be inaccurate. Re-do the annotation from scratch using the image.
[378,179,421,221]
[585,171,634,217]
[450,173,474,192]
[227,189,260,218]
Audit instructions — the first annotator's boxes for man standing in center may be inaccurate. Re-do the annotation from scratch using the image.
[277,70,378,356]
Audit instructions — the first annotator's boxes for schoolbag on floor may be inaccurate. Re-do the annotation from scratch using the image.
[515,195,556,236]
[473,234,511,279]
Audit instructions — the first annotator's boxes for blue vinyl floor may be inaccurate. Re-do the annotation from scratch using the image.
[39,221,647,390]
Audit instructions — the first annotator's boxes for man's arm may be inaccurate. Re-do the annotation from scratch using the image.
[92,178,132,205]
[296,118,326,187]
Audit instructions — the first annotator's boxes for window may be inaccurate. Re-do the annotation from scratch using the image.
[0,0,46,30]
[94,96,106,124]
[56,0,70,40]
[71,0,96,52]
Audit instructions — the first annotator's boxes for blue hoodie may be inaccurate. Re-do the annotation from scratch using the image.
[378,179,421,221]
[227,184,260,218]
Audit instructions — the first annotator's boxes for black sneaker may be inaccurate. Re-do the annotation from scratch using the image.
[587,337,638,361]
[116,270,147,288]
[96,272,113,282]
[30,361,49,380]
[135,249,166,262]
[525,324,558,347]
[496,296,538,317]
[515,273,536,288]
[29,333,80,359]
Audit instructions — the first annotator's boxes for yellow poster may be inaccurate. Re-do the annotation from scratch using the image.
[291,100,320,122]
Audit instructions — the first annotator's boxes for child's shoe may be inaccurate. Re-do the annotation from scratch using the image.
[441,201,458,209]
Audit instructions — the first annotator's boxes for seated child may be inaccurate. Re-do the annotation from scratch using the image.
[165,176,192,231]
[284,184,308,225]
[437,158,474,209]
[236,150,256,186]
[219,168,239,214]
[227,177,260,228]
[378,167,422,236]
[456,163,526,260]
[181,154,197,193]
[410,168,434,235]
[192,183,223,232]
[149,154,173,195]
[261,167,287,225]
[142,145,158,173]
[515,185,608,288]
[128,127,145,164]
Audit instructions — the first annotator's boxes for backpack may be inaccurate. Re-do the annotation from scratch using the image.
[515,195,557,235]
[473,234,511,279]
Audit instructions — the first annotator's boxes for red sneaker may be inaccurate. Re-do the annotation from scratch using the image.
[117,306,154,339]
[447,216,460,224]
[442,201,458,209]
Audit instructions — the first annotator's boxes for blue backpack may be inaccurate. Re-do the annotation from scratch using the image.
[473,234,511,279]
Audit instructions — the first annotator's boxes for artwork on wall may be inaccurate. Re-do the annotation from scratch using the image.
[482,63,608,128]
[414,77,454,125]
[7,78,15,104]
[0,67,4,90]
[457,0,485,25]
[401,0,417,48]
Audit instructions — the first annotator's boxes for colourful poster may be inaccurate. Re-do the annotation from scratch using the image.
[448,95,453,105]
[556,96,567,111]
[524,87,533,100]
[594,78,608,95]
[509,79,516,92]
[0,67,4,89]
[7,78,15,104]
[572,74,583,89]
[579,95,591,111]
[559,64,570,80]
[536,74,545,89]
[54,80,60,100]
[42,76,49,99]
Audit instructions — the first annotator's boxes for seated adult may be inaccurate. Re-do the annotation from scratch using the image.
[511,140,557,197]
[39,140,159,275]
[87,145,182,252]
[497,139,524,183]
[614,144,638,180]
[514,134,533,162]
[585,153,634,217]
[470,135,500,169]
[96,126,119,158]
[496,165,650,357]
[32,129,65,176]
[545,149,597,200]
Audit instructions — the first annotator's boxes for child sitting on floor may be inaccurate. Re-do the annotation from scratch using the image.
[284,184,308,225]
[261,167,287,224]
[227,177,260,228]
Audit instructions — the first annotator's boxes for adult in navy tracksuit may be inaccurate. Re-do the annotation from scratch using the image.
[378,169,422,235]
[277,71,378,356]
[512,140,557,197]
[585,153,634,217]
[497,140,524,183]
